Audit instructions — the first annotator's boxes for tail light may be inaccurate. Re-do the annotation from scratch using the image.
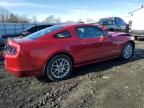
[4,44,17,55]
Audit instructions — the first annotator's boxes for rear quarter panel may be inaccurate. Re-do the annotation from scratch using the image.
[28,27,82,69]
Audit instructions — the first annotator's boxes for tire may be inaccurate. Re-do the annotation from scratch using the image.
[45,54,72,81]
[135,36,138,40]
[120,42,134,60]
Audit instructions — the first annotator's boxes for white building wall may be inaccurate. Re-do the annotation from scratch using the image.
[130,8,144,30]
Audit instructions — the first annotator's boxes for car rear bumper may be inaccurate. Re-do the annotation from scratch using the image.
[5,66,43,77]
[4,53,44,77]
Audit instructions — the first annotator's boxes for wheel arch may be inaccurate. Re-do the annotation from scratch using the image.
[121,40,135,53]
[43,52,74,76]
[127,40,135,49]
[119,40,135,60]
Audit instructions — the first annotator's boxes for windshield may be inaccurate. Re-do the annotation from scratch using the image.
[24,25,63,39]
[99,18,115,25]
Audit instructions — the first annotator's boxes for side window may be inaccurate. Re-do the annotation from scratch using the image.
[115,18,119,25]
[76,26,105,39]
[116,18,125,26]
[54,31,71,38]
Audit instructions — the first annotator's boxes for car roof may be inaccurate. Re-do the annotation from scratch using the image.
[56,23,94,28]
[100,17,122,20]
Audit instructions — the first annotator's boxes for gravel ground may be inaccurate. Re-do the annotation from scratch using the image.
[0,40,144,108]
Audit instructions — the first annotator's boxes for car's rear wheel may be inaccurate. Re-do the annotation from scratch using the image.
[120,42,134,60]
[45,54,72,81]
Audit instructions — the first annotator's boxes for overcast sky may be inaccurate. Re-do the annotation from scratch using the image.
[0,0,143,22]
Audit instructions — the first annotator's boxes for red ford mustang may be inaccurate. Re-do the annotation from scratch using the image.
[4,23,135,81]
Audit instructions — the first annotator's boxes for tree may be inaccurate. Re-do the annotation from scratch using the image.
[0,6,30,23]
[8,13,17,23]
[0,7,10,23]
[19,15,30,23]
[32,16,37,23]
[43,15,61,23]
[56,17,61,24]
[77,19,84,23]
[66,20,75,23]
[86,18,95,23]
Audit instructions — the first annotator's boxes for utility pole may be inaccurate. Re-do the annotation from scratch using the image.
[128,5,144,16]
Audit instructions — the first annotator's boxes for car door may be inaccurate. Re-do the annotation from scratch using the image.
[99,33,121,58]
[75,26,106,62]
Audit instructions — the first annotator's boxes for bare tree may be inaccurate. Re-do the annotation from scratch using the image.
[18,15,30,23]
[56,17,61,24]
[86,18,95,23]
[77,19,84,23]
[32,16,37,23]
[66,20,75,23]
[43,15,61,23]
[0,7,10,23]
[0,6,30,23]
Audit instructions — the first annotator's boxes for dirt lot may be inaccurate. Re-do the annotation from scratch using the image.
[0,40,144,108]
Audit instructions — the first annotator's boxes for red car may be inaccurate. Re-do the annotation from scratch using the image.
[4,23,135,81]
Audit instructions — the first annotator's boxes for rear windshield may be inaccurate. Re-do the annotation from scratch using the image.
[99,18,115,25]
[24,25,63,39]
[24,26,36,32]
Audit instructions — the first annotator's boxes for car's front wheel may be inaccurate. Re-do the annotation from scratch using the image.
[45,54,72,81]
[120,42,134,60]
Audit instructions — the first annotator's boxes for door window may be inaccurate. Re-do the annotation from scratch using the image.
[76,26,105,38]
[54,31,71,38]
[116,18,125,26]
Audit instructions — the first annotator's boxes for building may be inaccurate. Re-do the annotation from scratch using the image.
[127,5,144,39]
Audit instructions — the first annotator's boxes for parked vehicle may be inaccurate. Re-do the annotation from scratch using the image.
[131,30,144,40]
[4,23,135,81]
[98,17,129,33]
[129,8,144,40]
[0,34,5,50]
[22,24,54,36]
[0,34,5,60]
